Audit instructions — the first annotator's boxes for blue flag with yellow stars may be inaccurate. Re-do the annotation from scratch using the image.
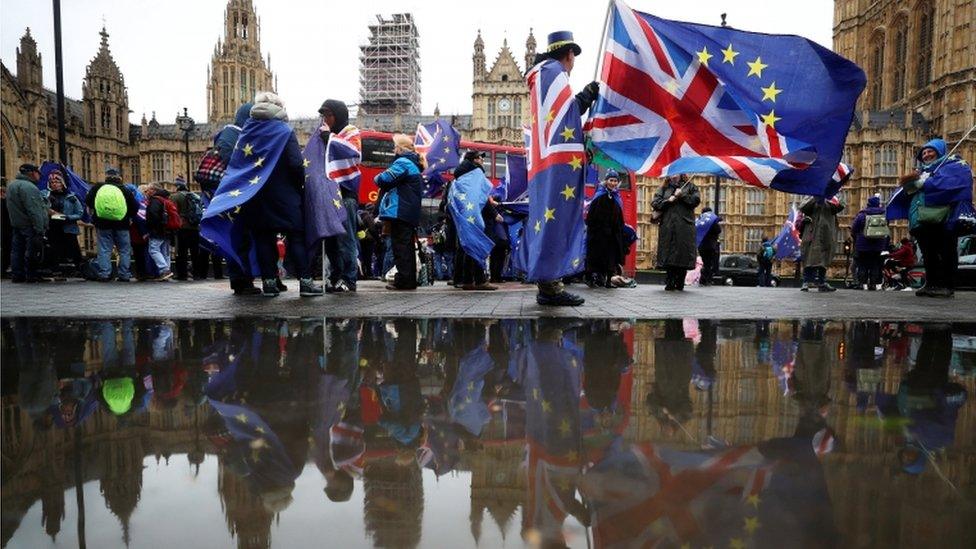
[589,0,866,196]
[304,127,349,250]
[515,58,588,282]
[38,161,92,222]
[448,168,495,269]
[200,118,293,272]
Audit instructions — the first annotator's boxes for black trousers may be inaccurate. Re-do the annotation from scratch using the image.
[254,230,310,281]
[390,219,417,289]
[46,229,82,273]
[489,242,509,282]
[914,223,958,290]
[855,250,882,285]
[665,266,687,289]
[698,246,718,285]
[175,229,223,280]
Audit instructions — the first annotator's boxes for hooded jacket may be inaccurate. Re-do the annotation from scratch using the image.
[318,100,360,199]
[375,152,424,226]
[215,103,254,164]
[850,196,888,252]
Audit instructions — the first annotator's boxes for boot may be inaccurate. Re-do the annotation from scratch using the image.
[276,277,288,292]
[300,278,324,297]
[262,278,280,297]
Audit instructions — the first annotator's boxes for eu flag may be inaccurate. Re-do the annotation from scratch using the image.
[200,117,293,272]
[694,211,719,247]
[589,0,866,196]
[38,161,91,222]
[504,154,528,202]
[304,127,348,251]
[515,58,588,282]
[415,119,461,178]
[772,204,803,260]
[448,168,495,269]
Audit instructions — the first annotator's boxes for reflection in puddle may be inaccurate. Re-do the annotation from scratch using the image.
[1,318,973,548]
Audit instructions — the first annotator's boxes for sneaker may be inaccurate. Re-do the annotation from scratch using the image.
[930,287,954,298]
[156,271,174,282]
[463,283,498,291]
[536,291,585,306]
[300,278,324,297]
[116,277,131,283]
[385,283,416,291]
[915,287,935,297]
[800,283,811,292]
[276,278,288,292]
[234,286,263,296]
[335,280,356,293]
[817,284,837,292]
[262,279,280,297]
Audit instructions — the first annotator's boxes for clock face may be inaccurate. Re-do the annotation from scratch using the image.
[498,98,512,112]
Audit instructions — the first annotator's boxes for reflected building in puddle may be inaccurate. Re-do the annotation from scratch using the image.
[1,317,973,548]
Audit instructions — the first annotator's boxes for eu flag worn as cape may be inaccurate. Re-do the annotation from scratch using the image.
[694,211,718,247]
[886,139,974,223]
[448,168,495,269]
[589,0,866,196]
[304,127,348,250]
[38,161,91,222]
[515,58,588,282]
[200,118,293,272]
[415,119,461,178]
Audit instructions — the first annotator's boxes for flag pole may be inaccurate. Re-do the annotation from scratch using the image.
[592,0,614,84]
[931,123,976,174]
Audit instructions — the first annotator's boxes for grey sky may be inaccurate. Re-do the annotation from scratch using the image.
[1,0,835,125]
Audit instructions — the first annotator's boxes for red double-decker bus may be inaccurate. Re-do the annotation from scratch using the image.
[357,130,638,275]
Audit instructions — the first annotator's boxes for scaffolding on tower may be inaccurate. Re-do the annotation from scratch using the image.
[359,13,421,116]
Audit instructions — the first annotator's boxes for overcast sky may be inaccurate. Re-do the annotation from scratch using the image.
[1,0,835,125]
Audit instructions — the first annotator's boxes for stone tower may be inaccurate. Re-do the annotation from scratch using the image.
[525,29,537,75]
[15,28,42,91]
[81,26,129,143]
[207,0,275,123]
[470,32,533,146]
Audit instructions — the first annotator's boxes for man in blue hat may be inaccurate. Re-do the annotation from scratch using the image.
[526,30,601,306]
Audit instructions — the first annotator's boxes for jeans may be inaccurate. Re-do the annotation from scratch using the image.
[382,235,395,277]
[95,228,132,280]
[148,237,172,274]
[10,227,43,280]
[325,198,360,286]
[914,223,958,290]
[390,220,417,289]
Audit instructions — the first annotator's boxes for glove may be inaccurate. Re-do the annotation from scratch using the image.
[585,81,600,95]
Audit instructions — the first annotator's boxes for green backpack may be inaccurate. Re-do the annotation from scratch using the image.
[864,213,890,239]
[94,184,127,221]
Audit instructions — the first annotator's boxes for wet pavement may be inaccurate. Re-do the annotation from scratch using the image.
[1,317,974,548]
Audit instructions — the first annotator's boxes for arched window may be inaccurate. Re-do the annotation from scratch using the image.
[869,33,885,109]
[891,20,908,101]
[222,67,229,113]
[915,3,935,89]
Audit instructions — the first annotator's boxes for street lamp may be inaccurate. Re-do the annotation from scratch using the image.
[176,107,195,185]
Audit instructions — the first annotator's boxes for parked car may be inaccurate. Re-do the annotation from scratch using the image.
[717,254,780,287]
[911,235,976,290]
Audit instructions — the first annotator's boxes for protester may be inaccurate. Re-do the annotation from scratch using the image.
[357,204,379,279]
[238,93,322,297]
[430,215,453,281]
[144,183,176,281]
[130,184,153,281]
[697,206,721,286]
[849,194,888,290]
[85,168,139,282]
[215,102,260,296]
[757,237,775,287]
[523,31,599,306]
[319,99,362,293]
[375,134,424,291]
[42,170,84,277]
[892,138,974,298]
[6,163,49,282]
[652,174,701,291]
[889,238,916,278]
[0,183,11,277]
[170,177,216,280]
[799,180,847,292]
[585,169,626,288]
[448,150,497,291]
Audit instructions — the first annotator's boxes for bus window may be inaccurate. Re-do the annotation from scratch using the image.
[493,152,507,180]
[362,138,396,168]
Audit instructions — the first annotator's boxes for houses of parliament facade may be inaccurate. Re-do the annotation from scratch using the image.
[2,0,974,270]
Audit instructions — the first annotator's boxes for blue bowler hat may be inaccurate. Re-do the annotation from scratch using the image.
[547,31,581,56]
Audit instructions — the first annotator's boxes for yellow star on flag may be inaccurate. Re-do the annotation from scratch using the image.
[546,110,556,122]
[442,135,451,142]
[457,193,467,200]
[747,57,768,78]
[255,426,266,434]
[568,156,582,171]
[242,143,254,157]
[560,184,576,200]
[235,413,248,424]
[543,207,556,222]
[761,109,781,128]
[560,126,575,141]
[696,46,713,66]
[333,198,342,209]
[249,175,260,185]
[722,44,739,64]
[254,156,265,168]
[541,400,552,412]
[533,220,542,233]
[559,418,571,436]
[302,158,310,168]
[760,82,782,102]
[729,538,746,549]
[467,215,475,223]
[743,517,761,535]
[466,202,474,210]
[566,450,578,462]
[572,257,580,267]
[443,147,450,153]
[229,190,242,197]
[746,494,761,508]
[533,388,540,400]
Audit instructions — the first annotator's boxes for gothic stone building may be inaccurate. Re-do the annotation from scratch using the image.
[469,31,537,147]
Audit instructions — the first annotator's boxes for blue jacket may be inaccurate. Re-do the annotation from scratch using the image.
[376,153,423,226]
[43,189,84,234]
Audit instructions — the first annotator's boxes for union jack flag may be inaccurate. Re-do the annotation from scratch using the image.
[772,204,803,261]
[589,0,865,195]
[325,125,362,194]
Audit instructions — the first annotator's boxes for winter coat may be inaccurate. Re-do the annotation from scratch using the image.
[375,152,424,227]
[799,197,845,268]
[85,182,139,231]
[586,191,626,273]
[648,321,693,421]
[890,244,916,268]
[43,189,83,234]
[146,189,173,238]
[850,203,888,253]
[652,180,701,269]
[240,130,306,232]
[6,174,49,233]
[215,103,253,164]
[699,217,722,252]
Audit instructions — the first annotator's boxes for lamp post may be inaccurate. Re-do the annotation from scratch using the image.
[176,108,195,185]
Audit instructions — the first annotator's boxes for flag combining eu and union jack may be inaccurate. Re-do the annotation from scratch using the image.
[414,119,461,178]
[325,124,363,195]
[771,204,803,261]
[589,0,865,196]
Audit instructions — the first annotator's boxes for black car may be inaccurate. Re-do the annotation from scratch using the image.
[716,254,780,287]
